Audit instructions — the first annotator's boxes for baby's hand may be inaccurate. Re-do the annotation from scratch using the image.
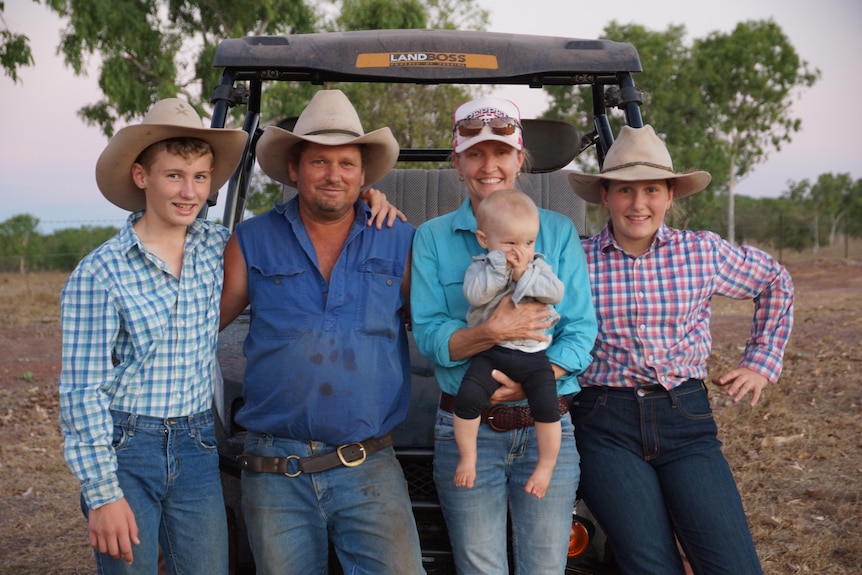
[507,247,529,281]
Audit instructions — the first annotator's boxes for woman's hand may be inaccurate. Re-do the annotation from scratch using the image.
[448,294,553,362]
[489,369,526,403]
[360,188,407,229]
[486,294,553,343]
[712,367,769,407]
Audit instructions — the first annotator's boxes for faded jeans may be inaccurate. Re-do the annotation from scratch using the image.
[241,432,424,575]
[85,409,228,575]
[433,409,579,575]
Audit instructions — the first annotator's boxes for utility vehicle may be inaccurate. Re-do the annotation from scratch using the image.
[208,28,644,574]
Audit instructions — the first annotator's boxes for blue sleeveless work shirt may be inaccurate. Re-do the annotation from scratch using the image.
[234,198,415,445]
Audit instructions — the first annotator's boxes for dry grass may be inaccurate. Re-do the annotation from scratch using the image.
[0,241,860,574]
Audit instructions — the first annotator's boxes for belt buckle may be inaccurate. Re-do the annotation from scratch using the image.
[337,442,367,467]
[284,454,302,478]
[485,405,508,432]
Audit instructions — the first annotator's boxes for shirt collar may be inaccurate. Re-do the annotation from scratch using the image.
[276,195,371,227]
[451,197,477,234]
[599,222,673,254]
[116,210,206,255]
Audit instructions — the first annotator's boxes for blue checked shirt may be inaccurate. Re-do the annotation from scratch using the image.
[580,224,794,389]
[58,213,229,508]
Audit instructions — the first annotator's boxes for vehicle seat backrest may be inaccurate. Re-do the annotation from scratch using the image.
[283,168,587,234]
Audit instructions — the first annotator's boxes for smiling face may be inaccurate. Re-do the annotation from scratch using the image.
[288,142,365,222]
[132,143,214,229]
[453,140,525,210]
[602,178,674,256]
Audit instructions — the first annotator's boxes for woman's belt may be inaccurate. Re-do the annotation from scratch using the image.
[438,392,569,432]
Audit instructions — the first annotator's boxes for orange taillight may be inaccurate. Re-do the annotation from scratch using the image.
[568,517,591,557]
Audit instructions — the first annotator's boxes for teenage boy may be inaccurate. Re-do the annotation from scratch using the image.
[58,98,246,574]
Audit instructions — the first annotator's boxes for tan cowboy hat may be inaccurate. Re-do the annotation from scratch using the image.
[95,98,247,211]
[256,89,399,188]
[568,125,711,204]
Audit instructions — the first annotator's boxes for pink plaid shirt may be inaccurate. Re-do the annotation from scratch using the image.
[580,224,794,389]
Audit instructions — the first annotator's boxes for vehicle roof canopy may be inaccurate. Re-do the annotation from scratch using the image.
[212,29,642,86]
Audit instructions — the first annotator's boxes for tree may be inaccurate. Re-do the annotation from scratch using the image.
[42,224,119,270]
[0,1,35,82]
[0,214,40,273]
[43,0,317,136]
[810,173,856,247]
[542,23,730,228]
[688,20,819,244]
[243,0,489,213]
[542,21,818,241]
[784,173,862,252]
[42,0,488,213]
[543,23,699,173]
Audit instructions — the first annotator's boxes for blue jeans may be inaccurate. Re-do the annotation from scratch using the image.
[84,410,228,575]
[571,379,763,575]
[241,433,424,575]
[433,409,579,575]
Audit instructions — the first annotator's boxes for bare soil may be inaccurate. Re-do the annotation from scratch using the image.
[1,247,860,574]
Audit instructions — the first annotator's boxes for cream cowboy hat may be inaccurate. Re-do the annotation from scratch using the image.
[95,98,247,211]
[256,89,399,188]
[568,125,711,204]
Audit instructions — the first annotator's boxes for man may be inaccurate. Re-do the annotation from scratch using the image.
[219,89,423,575]
[59,98,246,574]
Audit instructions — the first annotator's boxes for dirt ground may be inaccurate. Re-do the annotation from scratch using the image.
[0,247,860,574]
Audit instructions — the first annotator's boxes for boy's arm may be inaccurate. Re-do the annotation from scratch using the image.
[58,267,126,508]
[220,234,250,331]
[360,187,407,229]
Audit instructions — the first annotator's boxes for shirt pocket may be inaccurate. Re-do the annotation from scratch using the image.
[248,265,311,339]
[438,266,469,321]
[357,257,405,338]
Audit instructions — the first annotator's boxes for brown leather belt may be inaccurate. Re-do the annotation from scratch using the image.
[238,433,393,477]
[438,392,569,432]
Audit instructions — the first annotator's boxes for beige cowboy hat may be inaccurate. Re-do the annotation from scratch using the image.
[568,125,711,204]
[95,98,247,211]
[256,89,399,188]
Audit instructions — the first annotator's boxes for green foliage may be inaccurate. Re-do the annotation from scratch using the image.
[781,172,862,249]
[43,0,317,136]
[543,20,819,243]
[40,225,119,269]
[243,0,488,209]
[690,20,819,180]
[0,214,41,273]
[40,0,488,211]
[338,0,427,30]
[0,215,119,271]
[0,1,35,82]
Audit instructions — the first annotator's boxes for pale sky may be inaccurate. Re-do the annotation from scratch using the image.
[1,0,859,233]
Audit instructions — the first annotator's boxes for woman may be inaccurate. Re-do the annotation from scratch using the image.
[567,125,794,575]
[410,97,597,574]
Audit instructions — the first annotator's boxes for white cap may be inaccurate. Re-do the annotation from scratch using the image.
[453,97,523,153]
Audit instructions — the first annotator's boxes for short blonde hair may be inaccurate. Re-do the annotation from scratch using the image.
[475,188,539,232]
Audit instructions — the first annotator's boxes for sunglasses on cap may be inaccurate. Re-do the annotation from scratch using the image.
[455,116,521,137]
